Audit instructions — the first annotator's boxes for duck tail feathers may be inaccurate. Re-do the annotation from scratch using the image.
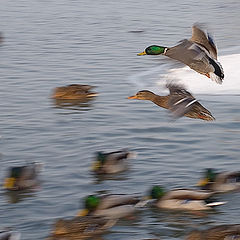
[127,152,137,159]
[209,59,224,84]
[206,201,227,207]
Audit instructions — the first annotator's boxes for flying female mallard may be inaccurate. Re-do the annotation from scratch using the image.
[128,84,215,121]
[138,24,224,84]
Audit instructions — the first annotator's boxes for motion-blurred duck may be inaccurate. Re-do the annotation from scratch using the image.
[92,150,135,174]
[138,23,224,84]
[52,84,97,100]
[128,84,215,121]
[78,194,141,219]
[47,216,116,240]
[3,162,42,191]
[198,168,240,193]
[0,229,21,240]
[146,186,225,211]
[186,224,240,240]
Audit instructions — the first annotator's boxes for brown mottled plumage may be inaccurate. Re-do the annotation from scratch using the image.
[47,216,116,240]
[186,225,240,240]
[52,84,97,100]
[128,84,215,121]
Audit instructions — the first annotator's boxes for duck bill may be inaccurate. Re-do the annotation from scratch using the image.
[91,161,101,171]
[137,51,146,56]
[197,178,209,187]
[128,95,138,99]
[77,209,89,217]
[3,177,16,189]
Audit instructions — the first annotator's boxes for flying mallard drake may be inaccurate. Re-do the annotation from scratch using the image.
[52,84,97,100]
[3,162,42,191]
[47,216,116,240]
[0,229,21,240]
[198,168,240,193]
[138,24,224,84]
[78,194,141,219]
[128,84,215,121]
[186,224,240,240]
[146,186,225,211]
[91,150,135,174]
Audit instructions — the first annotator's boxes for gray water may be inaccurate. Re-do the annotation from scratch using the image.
[0,0,240,239]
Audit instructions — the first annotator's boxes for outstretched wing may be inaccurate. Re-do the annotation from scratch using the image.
[167,84,197,119]
[190,23,218,59]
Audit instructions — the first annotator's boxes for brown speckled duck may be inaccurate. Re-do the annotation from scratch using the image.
[128,84,215,121]
[52,84,97,100]
[47,216,116,240]
[138,24,224,84]
[186,224,240,240]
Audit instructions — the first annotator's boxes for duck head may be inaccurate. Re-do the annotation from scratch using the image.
[198,168,217,187]
[3,167,23,190]
[79,195,101,216]
[138,45,167,55]
[91,152,106,171]
[150,186,165,200]
[128,90,156,101]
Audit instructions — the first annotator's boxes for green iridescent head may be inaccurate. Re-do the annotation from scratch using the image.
[138,45,167,56]
[97,152,106,164]
[150,186,165,199]
[205,168,217,182]
[84,195,100,211]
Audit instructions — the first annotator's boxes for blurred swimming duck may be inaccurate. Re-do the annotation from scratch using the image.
[3,162,42,191]
[138,23,224,84]
[186,224,240,240]
[92,150,135,174]
[52,84,97,100]
[47,215,116,240]
[198,168,240,193]
[0,229,21,240]
[146,186,225,211]
[128,84,215,121]
[78,194,141,219]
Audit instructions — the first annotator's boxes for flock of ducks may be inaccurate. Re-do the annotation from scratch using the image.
[2,24,240,240]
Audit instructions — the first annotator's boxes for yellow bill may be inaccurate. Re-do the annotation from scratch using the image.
[3,177,16,189]
[197,178,209,187]
[128,95,137,99]
[77,209,89,217]
[137,51,146,56]
[91,161,101,171]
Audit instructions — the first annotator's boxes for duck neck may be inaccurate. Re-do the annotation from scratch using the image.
[152,95,169,109]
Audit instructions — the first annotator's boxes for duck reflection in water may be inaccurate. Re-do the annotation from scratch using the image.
[4,189,36,204]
